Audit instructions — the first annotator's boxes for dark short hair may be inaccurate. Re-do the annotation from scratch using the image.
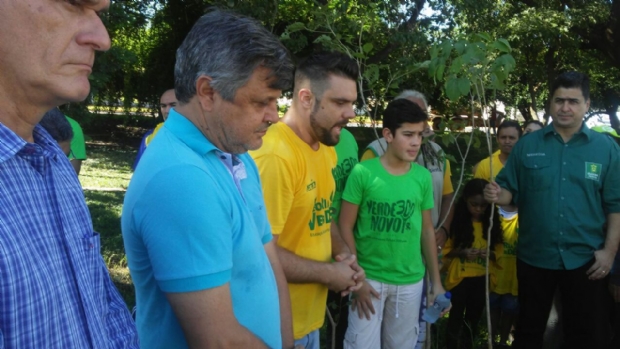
[174,9,294,103]
[550,71,590,101]
[497,120,522,138]
[39,108,73,143]
[294,51,359,98]
[383,98,428,135]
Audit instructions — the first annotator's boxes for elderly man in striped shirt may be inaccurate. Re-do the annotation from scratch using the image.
[0,0,138,347]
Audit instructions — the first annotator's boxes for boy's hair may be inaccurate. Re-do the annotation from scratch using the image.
[449,178,503,249]
[294,51,359,98]
[383,98,428,135]
[39,108,73,143]
[550,71,590,101]
[497,120,522,138]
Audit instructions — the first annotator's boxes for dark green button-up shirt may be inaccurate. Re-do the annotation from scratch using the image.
[496,123,620,270]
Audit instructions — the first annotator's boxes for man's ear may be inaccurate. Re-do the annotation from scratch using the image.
[585,98,591,111]
[298,88,315,110]
[195,76,216,111]
[383,127,393,142]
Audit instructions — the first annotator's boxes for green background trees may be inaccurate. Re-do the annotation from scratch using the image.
[78,0,620,129]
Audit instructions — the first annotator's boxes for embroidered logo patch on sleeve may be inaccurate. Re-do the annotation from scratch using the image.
[585,162,602,181]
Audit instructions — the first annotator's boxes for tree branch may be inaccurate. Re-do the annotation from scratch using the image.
[366,0,426,64]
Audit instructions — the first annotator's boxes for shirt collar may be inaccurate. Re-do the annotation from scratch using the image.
[543,121,592,141]
[165,109,220,155]
[0,122,59,164]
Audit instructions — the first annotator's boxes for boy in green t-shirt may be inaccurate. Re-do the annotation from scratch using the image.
[339,99,449,349]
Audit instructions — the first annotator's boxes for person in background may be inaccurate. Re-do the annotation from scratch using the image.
[473,122,522,348]
[339,98,448,349]
[250,51,364,349]
[443,178,504,349]
[122,10,296,349]
[362,90,454,348]
[363,90,454,247]
[40,108,74,157]
[523,120,544,135]
[485,71,620,349]
[473,120,522,179]
[133,89,177,170]
[326,126,360,349]
[591,125,620,349]
[65,115,87,174]
[0,0,139,347]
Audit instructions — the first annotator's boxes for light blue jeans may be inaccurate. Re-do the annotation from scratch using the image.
[294,329,320,349]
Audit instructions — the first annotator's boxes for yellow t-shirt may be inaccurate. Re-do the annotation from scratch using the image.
[473,150,503,181]
[250,122,336,339]
[442,222,502,290]
[145,122,164,146]
[492,213,519,296]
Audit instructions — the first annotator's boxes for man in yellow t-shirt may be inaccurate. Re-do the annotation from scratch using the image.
[250,52,364,349]
[473,120,522,180]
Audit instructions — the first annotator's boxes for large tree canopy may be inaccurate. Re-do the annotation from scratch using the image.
[85,0,620,129]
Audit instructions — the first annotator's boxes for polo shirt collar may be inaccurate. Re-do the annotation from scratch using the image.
[544,121,592,141]
[165,108,220,155]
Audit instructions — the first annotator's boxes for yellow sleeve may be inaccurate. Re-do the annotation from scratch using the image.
[145,122,165,146]
[473,158,490,180]
[252,154,295,236]
[442,160,454,195]
[360,148,376,161]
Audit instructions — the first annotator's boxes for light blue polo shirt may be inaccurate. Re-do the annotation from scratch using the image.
[122,109,281,348]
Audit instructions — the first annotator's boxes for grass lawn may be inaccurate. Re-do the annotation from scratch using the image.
[81,141,136,308]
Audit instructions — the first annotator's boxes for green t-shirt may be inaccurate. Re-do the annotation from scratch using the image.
[342,158,434,285]
[65,116,86,160]
[332,128,359,220]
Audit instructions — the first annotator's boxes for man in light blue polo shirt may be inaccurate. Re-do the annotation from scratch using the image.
[122,10,295,349]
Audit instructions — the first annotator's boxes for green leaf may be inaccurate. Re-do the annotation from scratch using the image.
[455,41,466,55]
[313,34,333,45]
[416,60,431,70]
[430,46,439,60]
[428,59,438,79]
[457,77,471,95]
[449,57,463,74]
[476,33,492,42]
[445,77,461,101]
[473,136,481,148]
[362,43,373,53]
[440,40,453,57]
[493,39,511,53]
[286,22,305,33]
[445,153,457,163]
[363,64,380,84]
[437,61,446,81]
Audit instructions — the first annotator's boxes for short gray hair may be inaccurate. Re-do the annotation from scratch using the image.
[174,10,294,103]
[395,90,428,110]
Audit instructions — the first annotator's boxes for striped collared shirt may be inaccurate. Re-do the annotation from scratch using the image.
[0,122,138,348]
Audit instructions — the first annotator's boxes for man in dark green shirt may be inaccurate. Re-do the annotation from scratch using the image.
[484,71,620,349]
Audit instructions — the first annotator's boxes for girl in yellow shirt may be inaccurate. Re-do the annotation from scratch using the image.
[443,179,503,349]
